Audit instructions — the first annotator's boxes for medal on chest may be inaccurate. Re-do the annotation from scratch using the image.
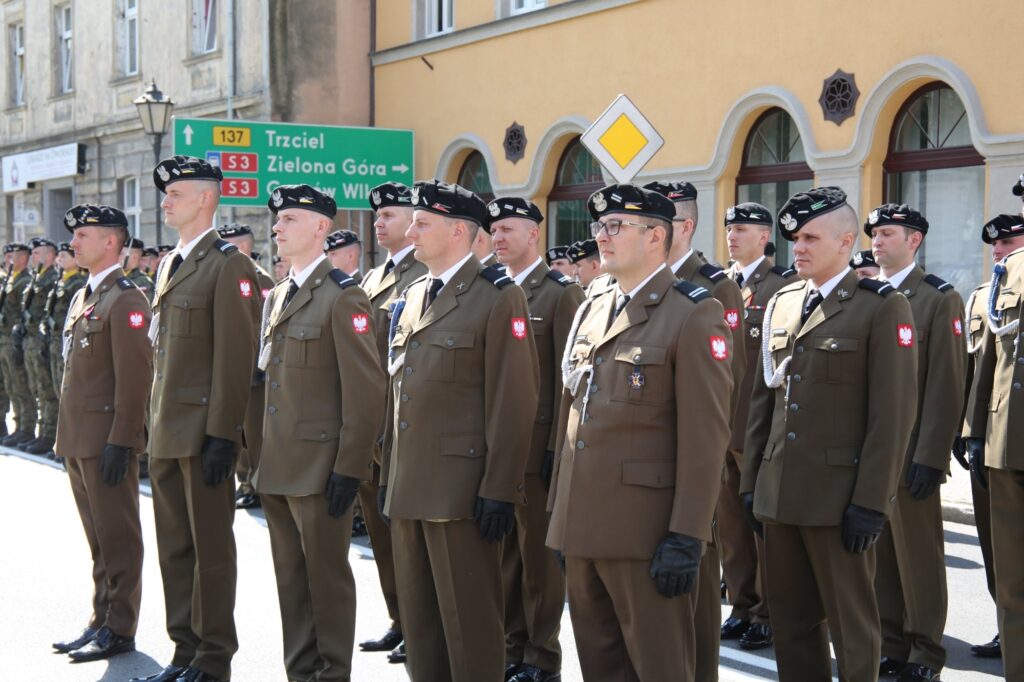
[628,366,645,390]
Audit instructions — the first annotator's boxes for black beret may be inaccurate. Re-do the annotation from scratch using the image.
[58,242,73,255]
[369,182,414,211]
[1012,173,1024,198]
[127,237,145,250]
[777,187,849,241]
[324,230,360,252]
[153,155,223,193]
[272,255,284,265]
[217,224,252,239]
[643,181,697,202]
[982,214,1024,244]
[411,180,488,227]
[64,204,128,232]
[545,245,569,264]
[725,202,773,228]
[567,239,599,263]
[30,237,56,249]
[157,244,174,254]
[850,249,879,270]
[764,242,777,257]
[142,247,158,257]
[4,243,30,254]
[268,184,337,219]
[486,196,543,232]
[588,184,676,223]
[864,203,928,236]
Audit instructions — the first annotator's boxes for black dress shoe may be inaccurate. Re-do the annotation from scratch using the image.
[52,627,98,653]
[738,622,773,650]
[879,657,908,676]
[505,663,523,681]
[128,664,186,682]
[971,633,1001,658]
[720,616,751,640]
[16,436,40,451]
[25,436,55,455]
[2,429,33,446]
[898,664,941,681]
[510,664,562,682]
[235,493,261,509]
[68,626,135,662]
[359,627,403,652]
[721,580,727,599]
[175,667,227,682]
[387,642,406,664]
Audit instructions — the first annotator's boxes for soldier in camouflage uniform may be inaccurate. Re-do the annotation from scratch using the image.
[0,243,37,447]
[45,242,87,396]
[124,237,154,302]
[18,238,60,455]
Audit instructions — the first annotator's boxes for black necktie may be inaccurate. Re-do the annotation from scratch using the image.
[384,259,395,276]
[425,278,443,310]
[167,253,183,279]
[735,272,745,287]
[609,293,630,329]
[801,290,823,323]
[282,279,299,309]
[84,284,93,300]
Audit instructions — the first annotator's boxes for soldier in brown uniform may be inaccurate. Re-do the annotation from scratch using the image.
[545,245,574,279]
[51,204,152,663]
[568,239,602,290]
[489,196,584,682]
[717,203,797,651]
[325,229,363,282]
[125,237,155,302]
[965,203,1024,680]
[381,180,540,681]
[133,156,261,682]
[852,249,882,280]
[741,187,919,682]
[252,184,385,682]
[547,184,733,682]
[355,182,427,663]
[864,204,966,682]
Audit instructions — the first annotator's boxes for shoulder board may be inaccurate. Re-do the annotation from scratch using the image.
[674,280,713,302]
[923,273,954,293]
[771,264,797,278]
[213,238,239,255]
[329,269,357,289]
[479,264,513,289]
[858,278,894,296]
[698,263,726,282]
[116,276,134,290]
[545,270,573,287]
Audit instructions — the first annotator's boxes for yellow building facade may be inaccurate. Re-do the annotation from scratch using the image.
[372,0,1024,295]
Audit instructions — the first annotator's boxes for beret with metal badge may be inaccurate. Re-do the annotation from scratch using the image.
[153,155,223,193]
[30,237,56,249]
[545,245,569,264]
[725,202,773,228]
[588,184,676,222]
[217,224,253,239]
[850,249,879,270]
[324,229,360,252]
[369,182,414,211]
[567,239,599,263]
[982,214,1024,244]
[777,186,849,241]
[127,237,145,250]
[268,183,337,219]
[643,180,698,202]
[4,243,30,254]
[64,204,128,232]
[486,196,543,232]
[58,242,74,255]
[411,180,488,227]
[142,247,158,257]
[863,203,929,236]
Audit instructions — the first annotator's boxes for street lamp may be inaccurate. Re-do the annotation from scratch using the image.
[134,79,174,244]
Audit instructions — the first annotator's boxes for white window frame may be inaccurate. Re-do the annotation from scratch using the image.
[123,0,139,76]
[10,22,25,105]
[123,177,140,236]
[510,0,544,15]
[191,0,218,55]
[56,3,73,93]
[424,0,454,37]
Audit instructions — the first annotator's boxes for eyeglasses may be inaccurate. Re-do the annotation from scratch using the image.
[590,219,653,237]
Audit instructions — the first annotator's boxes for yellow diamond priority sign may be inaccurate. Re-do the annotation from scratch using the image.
[581,94,664,184]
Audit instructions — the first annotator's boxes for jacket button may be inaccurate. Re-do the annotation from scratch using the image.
[157,372,163,379]
[404,367,413,375]
[159,349,165,355]
[400,421,408,430]
[275,333,283,341]
[272,357,281,364]
[271,382,279,389]
[320,432,327,440]
[576,440,585,449]
[160,326,167,333]
[633,354,641,362]
[830,342,838,350]
[201,396,208,404]
[1017,357,1024,365]
[446,338,454,346]
[401,394,410,402]
[889,495,896,503]
[299,330,306,338]
[793,374,802,382]
[789,403,799,411]
[517,483,525,492]
[795,346,804,353]
[595,357,603,365]
[468,447,476,455]
[589,384,598,393]
[236,425,243,432]
[411,341,420,349]
[853,457,860,464]
[1014,382,1022,391]
[267,406,277,414]
[786,432,796,441]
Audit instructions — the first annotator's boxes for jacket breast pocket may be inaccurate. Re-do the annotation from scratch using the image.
[165,293,208,338]
[768,333,791,365]
[622,460,676,488]
[440,431,484,458]
[285,324,323,368]
[427,330,476,382]
[296,419,341,443]
[77,318,105,357]
[610,344,670,404]
[812,335,858,384]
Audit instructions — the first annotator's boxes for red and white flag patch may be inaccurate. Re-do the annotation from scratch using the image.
[511,317,528,340]
[128,311,145,329]
[897,324,915,347]
[709,336,729,361]
[952,318,963,337]
[352,313,369,334]
[239,279,253,298]
[724,309,740,330]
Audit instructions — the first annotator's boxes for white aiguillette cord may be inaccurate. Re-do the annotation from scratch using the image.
[986,262,1020,338]
[561,297,594,397]
[256,289,275,371]
[761,293,791,389]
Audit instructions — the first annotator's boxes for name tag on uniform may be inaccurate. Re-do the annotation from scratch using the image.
[772,328,788,336]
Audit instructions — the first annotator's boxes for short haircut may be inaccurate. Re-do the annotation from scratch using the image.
[102,224,130,248]
[650,217,674,255]
[675,200,699,229]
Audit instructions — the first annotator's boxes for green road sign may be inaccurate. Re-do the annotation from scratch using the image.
[171,117,414,210]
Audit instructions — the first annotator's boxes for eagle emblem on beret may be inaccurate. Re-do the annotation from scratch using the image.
[411,187,421,205]
[157,165,171,182]
[65,213,76,227]
[868,209,880,225]
[593,192,607,213]
[853,252,864,266]
[272,190,283,207]
[726,207,736,221]
[987,223,999,239]
[780,213,797,232]
[371,190,381,206]
[488,203,501,217]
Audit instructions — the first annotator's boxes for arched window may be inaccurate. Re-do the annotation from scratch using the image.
[736,108,813,266]
[548,137,604,246]
[456,151,494,202]
[884,83,984,297]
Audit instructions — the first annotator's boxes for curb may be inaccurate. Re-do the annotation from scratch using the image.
[942,501,975,526]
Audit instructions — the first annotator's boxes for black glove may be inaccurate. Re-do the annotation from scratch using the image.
[906,462,943,500]
[324,473,361,518]
[741,492,763,537]
[951,435,969,471]
[99,443,131,486]
[966,437,987,490]
[648,532,702,598]
[251,369,266,387]
[200,435,237,486]
[540,450,555,491]
[377,485,390,527]
[473,496,515,542]
[840,504,886,553]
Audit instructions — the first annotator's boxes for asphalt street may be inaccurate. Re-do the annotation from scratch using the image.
[0,450,1005,681]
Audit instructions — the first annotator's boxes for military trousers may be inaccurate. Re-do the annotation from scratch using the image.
[356,461,401,632]
[502,473,564,673]
[764,523,879,682]
[24,332,56,438]
[566,555,698,682]
[972,469,996,601]
[263,492,357,682]
[875,486,947,671]
[694,538,721,682]
[150,455,238,680]
[718,448,769,623]
[0,333,36,432]
[989,467,1024,681]
[66,455,143,637]
[392,517,504,682]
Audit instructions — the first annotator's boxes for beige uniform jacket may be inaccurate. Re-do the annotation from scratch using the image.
[361,250,429,371]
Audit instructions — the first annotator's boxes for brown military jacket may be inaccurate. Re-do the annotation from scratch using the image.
[55,269,153,458]
[959,281,991,432]
[518,261,584,472]
[741,269,919,524]
[966,248,1024,470]
[883,266,966,480]
[381,256,540,520]
[725,258,798,451]
[546,267,734,559]
[360,248,429,369]
[148,231,261,458]
[253,259,385,496]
